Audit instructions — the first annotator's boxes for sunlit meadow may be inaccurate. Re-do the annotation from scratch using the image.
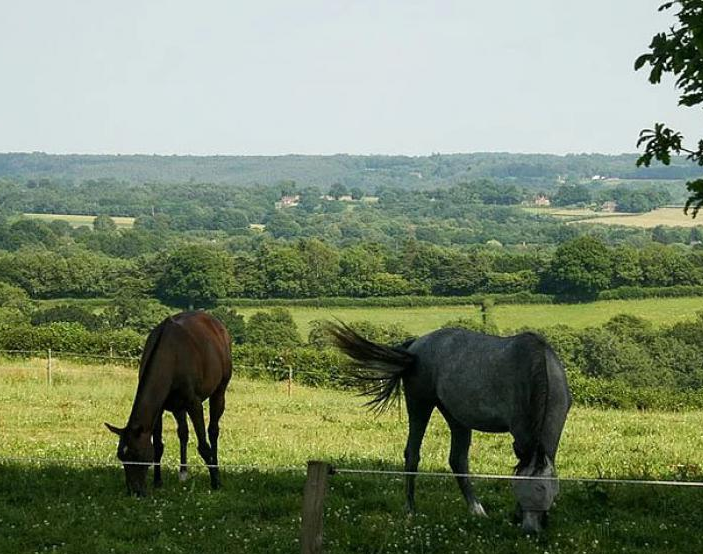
[1,358,703,553]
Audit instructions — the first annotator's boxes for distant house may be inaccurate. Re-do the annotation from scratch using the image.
[274,195,300,209]
[409,171,423,179]
[338,194,353,202]
[601,201,617,213]
[533,195,551,207]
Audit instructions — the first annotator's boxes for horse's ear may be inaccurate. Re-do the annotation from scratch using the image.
[542,455,555,475]
[104,422,124,436]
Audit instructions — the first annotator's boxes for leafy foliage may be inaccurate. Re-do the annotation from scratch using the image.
[155,246,234,308]
[208,306,246,344]
[635,1,703,214]
[245,308,302,347]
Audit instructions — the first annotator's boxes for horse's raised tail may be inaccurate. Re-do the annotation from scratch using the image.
[326,322,416,414]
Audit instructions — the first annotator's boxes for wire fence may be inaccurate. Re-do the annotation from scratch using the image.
[1,452,703,488]
[0,348,331,398]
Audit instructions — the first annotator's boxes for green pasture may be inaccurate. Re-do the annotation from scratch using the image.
[23,212,135,229]
[2,358,703,553]
[237,296,703,338]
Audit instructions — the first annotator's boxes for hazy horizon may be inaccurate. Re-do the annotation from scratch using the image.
[0,0,696,157]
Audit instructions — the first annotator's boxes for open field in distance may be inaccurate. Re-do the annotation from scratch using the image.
[236,296,703,337]
[527,206,703,228]
[22,212,136,229]
[1,361,703,553]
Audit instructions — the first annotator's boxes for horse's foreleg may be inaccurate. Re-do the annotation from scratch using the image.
[187,401,218,490]
[207,388,226,490]
[174,410,189,482]
[447,423,486,517]
[153,412,164,488]
[403,402,433,515]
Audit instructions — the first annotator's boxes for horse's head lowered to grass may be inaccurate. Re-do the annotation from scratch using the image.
[105,422,153,497]
[513,454,560,534]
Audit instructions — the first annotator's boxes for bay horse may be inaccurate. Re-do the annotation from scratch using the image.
[105,311,232,496]
[328,323,571,533]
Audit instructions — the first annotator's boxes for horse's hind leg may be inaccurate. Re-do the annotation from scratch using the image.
[207,387,226,490]
[445,421,486,517]
[153,411,164,488]
[174,410,189,482]
[404,401,433,514]
[187,401,219,489]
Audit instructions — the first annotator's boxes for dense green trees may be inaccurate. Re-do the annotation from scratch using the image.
[155,246,234,308]
[93,215,117,232]
[2,235,703,302]
[547,237,613,298]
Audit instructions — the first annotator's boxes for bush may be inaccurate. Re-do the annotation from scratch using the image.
[308,319,412,348]
[482,270,538,294]
[442,316,499,335]
[208,306,246,344]
[0,323,143,357]
[245,308,301,347]
[0,281,32,312]
[598,285,703,300]
[102,296,172,334]
[217,292,555,309]
[31,304,104,331]
[231,344,346,387]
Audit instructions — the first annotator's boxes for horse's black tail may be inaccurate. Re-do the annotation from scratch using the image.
[326,322,416,414]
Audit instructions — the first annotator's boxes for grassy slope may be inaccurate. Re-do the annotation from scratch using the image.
[237,296,703,338]
[2,359,703,553]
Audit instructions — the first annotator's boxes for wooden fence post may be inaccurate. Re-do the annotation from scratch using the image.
[288,366,293,398]
[301,461,332,554]
[46,349,52,386]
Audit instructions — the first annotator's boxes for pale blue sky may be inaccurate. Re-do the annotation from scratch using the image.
[0,0,696,155]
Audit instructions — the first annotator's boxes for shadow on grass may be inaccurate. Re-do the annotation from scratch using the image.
[2,460,703,554]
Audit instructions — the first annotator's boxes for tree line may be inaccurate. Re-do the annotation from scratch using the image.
[2,234,703,306]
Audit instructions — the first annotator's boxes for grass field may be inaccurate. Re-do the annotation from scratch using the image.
[237,296,703,338]
[2,358,703,553]
[526,206,702,228]
[23,212,135,229]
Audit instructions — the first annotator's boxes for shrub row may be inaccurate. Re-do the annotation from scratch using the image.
[5,317,703,411]
[219,292,555,308]
[0,323,143,357]
[597,285,703,301]
[222,287,703,308]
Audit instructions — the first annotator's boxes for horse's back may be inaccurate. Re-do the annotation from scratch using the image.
[406,328,560,432]
[147,312,232,404]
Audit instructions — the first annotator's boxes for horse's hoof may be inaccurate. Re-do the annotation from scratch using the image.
[178,470,189,483]
[210,480,221,490]
[470,501,487,517]
[404,504,416,517]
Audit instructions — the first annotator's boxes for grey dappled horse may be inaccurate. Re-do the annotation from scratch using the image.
[328,324,571,533]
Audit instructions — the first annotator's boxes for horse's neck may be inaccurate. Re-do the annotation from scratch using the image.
[127,367,171,433]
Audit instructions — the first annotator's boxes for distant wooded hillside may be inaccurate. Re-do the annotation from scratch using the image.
[0,152,700,189]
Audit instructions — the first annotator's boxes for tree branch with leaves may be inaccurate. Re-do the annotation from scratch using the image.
[635,0,703,215]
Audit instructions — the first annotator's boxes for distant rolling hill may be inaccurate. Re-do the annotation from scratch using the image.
[0,151,701,190]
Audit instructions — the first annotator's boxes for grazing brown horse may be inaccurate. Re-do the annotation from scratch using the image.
[105,311,232,496]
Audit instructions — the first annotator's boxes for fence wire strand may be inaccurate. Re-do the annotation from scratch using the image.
[1,454,702,488]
